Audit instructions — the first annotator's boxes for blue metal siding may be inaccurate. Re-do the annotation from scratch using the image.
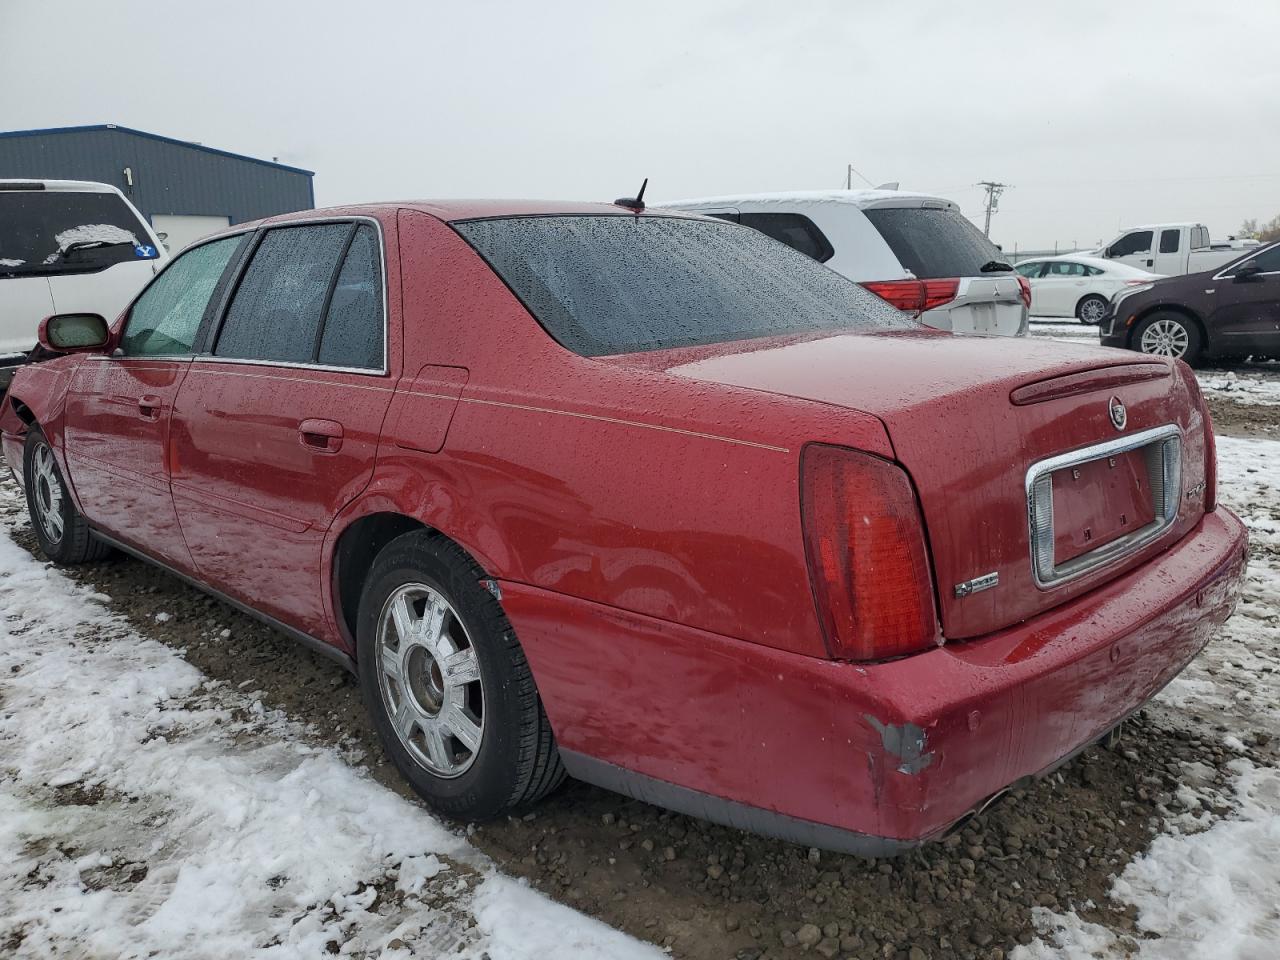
[0,127,313,225]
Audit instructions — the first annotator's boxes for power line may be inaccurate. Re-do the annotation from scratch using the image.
[977,180,1009,237]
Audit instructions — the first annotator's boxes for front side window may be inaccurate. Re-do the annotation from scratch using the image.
[454,215,911,356]
[1015,261,1045,278]
[1110,231,1153,257]
[1159,229,1180,254]
[738,212,834,263]
[120,236,243,357]
[215,224,351,363]
[0,189,159,279]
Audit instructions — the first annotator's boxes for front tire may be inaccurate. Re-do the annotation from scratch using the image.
[356,530,564,820]
[1133,311,1203,365]
[1076,294,1108,325]
[23,428,110,564]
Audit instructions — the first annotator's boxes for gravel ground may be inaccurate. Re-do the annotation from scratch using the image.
[2,381,1277,959]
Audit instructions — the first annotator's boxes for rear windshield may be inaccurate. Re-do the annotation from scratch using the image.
[0,190,159,278]
[454,215,911,356]
[862,207,1006,279]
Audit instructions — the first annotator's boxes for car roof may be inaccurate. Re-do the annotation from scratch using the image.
[250,199,706,228]
[652,189,957,211]
[1027,254,1157,275]
[0,178,124,194]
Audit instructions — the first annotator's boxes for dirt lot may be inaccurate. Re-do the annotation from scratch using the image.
[2,366,1277,959]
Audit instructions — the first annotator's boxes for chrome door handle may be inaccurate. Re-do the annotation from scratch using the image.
[138,394,162,420]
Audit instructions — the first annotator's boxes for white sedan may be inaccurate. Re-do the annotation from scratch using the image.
[1014,255,1162,324]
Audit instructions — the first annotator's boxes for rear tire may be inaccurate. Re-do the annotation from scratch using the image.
[356,530,564,820]
[1075,294,1108,325]
[1133,311,1203,366]
[22,427,111,564]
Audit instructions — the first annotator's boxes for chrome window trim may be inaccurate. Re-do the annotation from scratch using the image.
[204,214,390,376]
[1025,424,1182,590]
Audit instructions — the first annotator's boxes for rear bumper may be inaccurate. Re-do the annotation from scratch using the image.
[506,508,1247,853]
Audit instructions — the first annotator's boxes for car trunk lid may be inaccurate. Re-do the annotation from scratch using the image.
[646,331,1209,639]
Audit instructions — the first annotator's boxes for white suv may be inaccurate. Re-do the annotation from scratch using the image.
[654,190,1029,336]
[0,179,168,388]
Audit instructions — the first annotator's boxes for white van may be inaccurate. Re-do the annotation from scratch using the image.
[654,190,1029,336]
[0,179,168,387]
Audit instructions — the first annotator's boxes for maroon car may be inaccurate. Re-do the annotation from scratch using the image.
[1,200,1247,854]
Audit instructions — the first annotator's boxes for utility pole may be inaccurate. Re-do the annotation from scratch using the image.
[977,181,1008,237]
[846,164,852,190]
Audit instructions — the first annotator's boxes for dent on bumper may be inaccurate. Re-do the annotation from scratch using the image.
[505,508,1248,853]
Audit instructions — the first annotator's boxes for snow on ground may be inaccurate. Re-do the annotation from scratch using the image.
[1015,436,1280,959]
[1199,369,1280,407]
[0,503,660,958]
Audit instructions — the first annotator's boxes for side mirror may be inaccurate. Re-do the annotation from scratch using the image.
[1234,260,1263,282]
[38,313,112,353]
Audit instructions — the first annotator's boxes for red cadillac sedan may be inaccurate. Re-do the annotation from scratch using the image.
[1,200,1247,855]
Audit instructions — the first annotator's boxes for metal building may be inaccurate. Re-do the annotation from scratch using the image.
[0,123,314,252]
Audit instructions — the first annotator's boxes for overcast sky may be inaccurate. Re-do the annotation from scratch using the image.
[5,1,1279,250]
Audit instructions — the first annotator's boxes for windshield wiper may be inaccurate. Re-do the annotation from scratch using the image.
[979,260,1013,273]
[62,239,132,257]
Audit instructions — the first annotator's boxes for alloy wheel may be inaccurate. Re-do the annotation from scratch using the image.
[375,582,485,778]
[1078,297,1106,324]
[31,442,64,544]
[1139,317,1190,358]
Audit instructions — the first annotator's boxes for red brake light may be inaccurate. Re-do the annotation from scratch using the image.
[1017,275,1033,309]
[860,278,960,317]
[800,445,942,661]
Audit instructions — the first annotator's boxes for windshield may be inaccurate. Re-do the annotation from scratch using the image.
[454,215,912,356]
[862,206,1007,279]
[0,190,159,278]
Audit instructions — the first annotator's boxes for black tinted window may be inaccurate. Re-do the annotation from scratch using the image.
[1110,231,1153,257]
[216,224,350,363]
[121,236,243,357]
[1015,261,1045,278]
[862,207,1005,279]
[317,225,383,369]
[738,212,834,263]
[0,189,159,278]
[1159,229,1180,254]
[455,215,911,356]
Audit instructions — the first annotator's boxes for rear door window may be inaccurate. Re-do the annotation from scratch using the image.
[215,224,351,364]
[861,207,1005,279]
[317,225,384,369]
[121,236,244,357]
[0,189,159,278]
[737,212,834,263]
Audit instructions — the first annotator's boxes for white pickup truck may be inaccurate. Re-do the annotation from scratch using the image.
[1098,222,1253,276]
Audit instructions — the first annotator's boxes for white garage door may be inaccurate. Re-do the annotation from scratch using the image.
[151,214,232,255]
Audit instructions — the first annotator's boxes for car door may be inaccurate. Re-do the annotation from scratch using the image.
[1015,260,1047,314]
[1151,227,1183,276]
[168,219,395,639]
[1207,245,1280,354]
[1035,261,1084,316]
[1106,230,1155,272]
[62,234,247,570]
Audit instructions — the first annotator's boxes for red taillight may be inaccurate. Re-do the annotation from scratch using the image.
[1017,275,1033,309]
[800,445,941,661]
[860,278,960,317]
[1182,367,1217,511]
[1124,279,1149,285]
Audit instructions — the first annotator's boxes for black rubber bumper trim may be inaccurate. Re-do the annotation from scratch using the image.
[560,749,923,858]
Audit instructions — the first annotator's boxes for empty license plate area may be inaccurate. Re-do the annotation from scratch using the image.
[1027,425,1181,588]
[1051,449,1155,564]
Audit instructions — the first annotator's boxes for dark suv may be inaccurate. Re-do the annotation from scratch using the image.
[1099,241,1280,365]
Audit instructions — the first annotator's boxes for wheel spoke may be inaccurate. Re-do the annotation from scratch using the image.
[390,594,418,643]
[46,508,63,539]
[441,647,480,686]
[380,644,403,683]
[421,597,447,648]
[392,696,418,740]
[443,705,482,752]
[423,723,453,770]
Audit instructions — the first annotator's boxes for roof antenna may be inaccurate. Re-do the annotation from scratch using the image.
[614,177,648,212]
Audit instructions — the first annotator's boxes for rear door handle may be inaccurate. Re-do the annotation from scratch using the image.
[299,418,343,453]
[138,394,162,420]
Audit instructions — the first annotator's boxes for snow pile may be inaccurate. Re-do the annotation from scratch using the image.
[1199,368,1280,407]
[0,526,660,959]
[1015,436,1280,959]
